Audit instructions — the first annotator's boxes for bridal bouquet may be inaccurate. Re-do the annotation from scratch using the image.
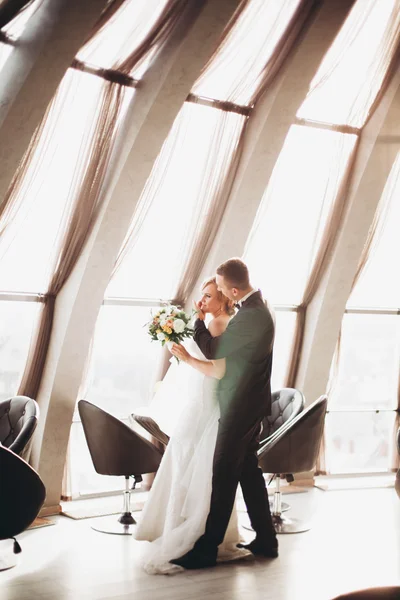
[147,305,194,351]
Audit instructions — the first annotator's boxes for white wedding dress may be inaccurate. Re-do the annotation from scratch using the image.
[134,338,248,575]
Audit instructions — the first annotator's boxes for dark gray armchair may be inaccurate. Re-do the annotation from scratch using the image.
[259,388,305,512]
[78,400,163,535]
[0,396,39,460]
[258,394,328,533]
[0,445,46,571]
[260,388,305,445]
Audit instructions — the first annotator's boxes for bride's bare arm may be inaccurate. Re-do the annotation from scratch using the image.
[170,318,227,380]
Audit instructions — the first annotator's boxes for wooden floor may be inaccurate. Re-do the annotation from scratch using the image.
[1,486,399,600]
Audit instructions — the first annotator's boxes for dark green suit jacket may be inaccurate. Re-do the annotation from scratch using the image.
[194,290,275,425]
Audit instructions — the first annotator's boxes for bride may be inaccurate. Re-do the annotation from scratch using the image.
[134,277,249,574]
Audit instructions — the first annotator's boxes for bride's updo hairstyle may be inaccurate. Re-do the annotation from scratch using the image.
[201,276,235,316]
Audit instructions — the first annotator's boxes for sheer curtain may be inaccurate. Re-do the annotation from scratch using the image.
[110,0,318,304]
[110,104,246,299]
[171,0,318,306]
[105,0,318,387]
[280,0,400,387]
[11,0,192,399]
[1,0,188,237]
[243,126,358,386]
[298,0,400,128]
[192,0,315,106]
[244,129,358,305]
[284,135,360,386]
[290,0,400,474]
[17,79,127,397]
[69,0,318,497]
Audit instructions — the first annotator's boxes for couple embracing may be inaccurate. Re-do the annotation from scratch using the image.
[135,258,278,574]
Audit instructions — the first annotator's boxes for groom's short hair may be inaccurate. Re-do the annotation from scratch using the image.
[216,258,250,290]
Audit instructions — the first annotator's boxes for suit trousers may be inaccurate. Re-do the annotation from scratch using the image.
[195,411,276,553]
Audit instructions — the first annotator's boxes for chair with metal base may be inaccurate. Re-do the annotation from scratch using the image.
[78,400,163,535]
[133,388,305,519]
[0,445,46,571]
[258,394,328,534]
[259,388,305,513]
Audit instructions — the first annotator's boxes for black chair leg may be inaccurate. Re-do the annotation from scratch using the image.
[0,540,19,572]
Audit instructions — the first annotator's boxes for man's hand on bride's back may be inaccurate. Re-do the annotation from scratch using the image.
[194,300,205,321]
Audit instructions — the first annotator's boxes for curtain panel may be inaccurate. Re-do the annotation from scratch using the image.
[290,0,400,473]
[172,0,318,308]
[108,0,318,383]
[111,0,319,310]
[285,135,360,387]
[285,0,400,389]
[16,0,192,399]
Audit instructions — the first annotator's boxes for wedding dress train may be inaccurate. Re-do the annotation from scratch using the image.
[134,339,248,574]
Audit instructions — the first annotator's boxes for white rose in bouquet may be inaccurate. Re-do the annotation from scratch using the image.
[157,332,166,341]
[173,319,185,334]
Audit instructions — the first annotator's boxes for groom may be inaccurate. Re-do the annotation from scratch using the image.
[171,257,278,569]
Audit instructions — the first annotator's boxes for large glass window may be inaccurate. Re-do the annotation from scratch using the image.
[298,0,400,127]
[193,0,302,105]
[325,410,396,474]
[0,0,166,397]
[69,302,164,496]
[70,0,310,497]
[107,104,245,300]
[0,70,133,394]
[0,296,39,401]
[82,304,164,417]
[76,0,167,72]
[326,153,400,474]
[244,127,357,306]
[243,126,356,390]
[0,71,130,292]
[242,0,400,478]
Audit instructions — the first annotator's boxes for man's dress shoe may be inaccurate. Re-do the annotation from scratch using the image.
[170,547,217,570]
[237,539,279,558]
